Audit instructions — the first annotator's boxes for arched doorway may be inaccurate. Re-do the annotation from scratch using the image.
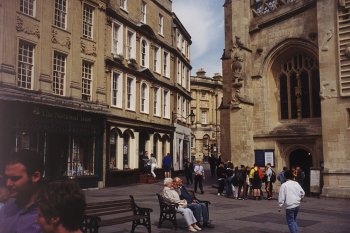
[289,149,313,194]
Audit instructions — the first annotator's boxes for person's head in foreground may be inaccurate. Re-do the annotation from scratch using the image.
[37,181,86,233]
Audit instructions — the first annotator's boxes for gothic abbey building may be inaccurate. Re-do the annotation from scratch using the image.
[221,0,350,198]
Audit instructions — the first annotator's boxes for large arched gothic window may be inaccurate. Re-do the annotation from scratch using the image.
[279,54,321,120]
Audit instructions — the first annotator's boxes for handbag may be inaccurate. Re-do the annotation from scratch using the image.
[178,199,187,208]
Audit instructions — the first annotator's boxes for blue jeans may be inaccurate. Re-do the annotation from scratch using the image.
[286,207,299,233]
[187,203,208,223]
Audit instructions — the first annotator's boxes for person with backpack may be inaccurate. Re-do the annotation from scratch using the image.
[249,164,262,200]
[264,163,275,200]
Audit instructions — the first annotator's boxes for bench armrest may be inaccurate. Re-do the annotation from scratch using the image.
[81,215,101,233]
[130,195,153,216]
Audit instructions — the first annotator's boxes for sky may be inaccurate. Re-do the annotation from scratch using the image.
[172,0,225,78]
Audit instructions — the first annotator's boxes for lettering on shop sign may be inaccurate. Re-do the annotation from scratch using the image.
[32,108,92,123]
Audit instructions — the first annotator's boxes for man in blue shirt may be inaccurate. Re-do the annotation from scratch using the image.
[174,177,214,228]
[0,150,44,233]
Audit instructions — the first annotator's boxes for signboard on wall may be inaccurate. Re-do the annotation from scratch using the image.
[254,150,275,167]
[310,169,321,194]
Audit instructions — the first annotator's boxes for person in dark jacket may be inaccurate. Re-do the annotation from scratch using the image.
[216,162,226,196]
[184,160,193,185]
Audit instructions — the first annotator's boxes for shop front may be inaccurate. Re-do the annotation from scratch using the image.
[0,101,104,189]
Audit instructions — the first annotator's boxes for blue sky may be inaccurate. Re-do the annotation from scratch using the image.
[172,0,225,77]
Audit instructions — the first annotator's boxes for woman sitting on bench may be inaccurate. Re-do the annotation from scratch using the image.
[162,178,202,232]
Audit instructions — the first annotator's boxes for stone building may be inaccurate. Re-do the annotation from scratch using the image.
[221,0,350,197]
[191,69,223,161]
[0,0,192,188]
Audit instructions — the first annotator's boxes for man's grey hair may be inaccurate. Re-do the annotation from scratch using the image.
[173,177,181,182]
[164,177,173,185]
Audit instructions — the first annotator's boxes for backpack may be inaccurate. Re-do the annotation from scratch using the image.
[253,169,260,182]
[270,169,277,183]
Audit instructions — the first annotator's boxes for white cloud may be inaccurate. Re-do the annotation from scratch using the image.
[173,0,224,76]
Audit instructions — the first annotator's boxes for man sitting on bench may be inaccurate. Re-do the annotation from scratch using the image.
[174,177,214,229]
[162,178,202,232]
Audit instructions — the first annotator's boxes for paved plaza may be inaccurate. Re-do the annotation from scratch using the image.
[84,167,350,233]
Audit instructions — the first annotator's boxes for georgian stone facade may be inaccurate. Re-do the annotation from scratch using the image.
[0,0,191,187]
[222,0,350,198]
[190,69,223,161]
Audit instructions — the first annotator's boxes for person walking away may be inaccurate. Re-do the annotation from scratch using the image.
[216,162,226,196]
[149,153,157,178]
[37,181,86,233]
[184,160,194,185]
[278,170,305,233]
[193,160,205,194]
[0,150,44,233]
[162,153,172,178]
[162,178,202,232]
[265,163,273,200]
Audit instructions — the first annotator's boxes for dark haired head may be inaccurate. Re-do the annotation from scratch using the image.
[38,181,86,231]
[5,150,44,176]
[284,170,293,180]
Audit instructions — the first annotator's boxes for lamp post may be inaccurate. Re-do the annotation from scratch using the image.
[172,109,196,125]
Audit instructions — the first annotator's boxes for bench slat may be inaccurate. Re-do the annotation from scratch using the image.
[99,215,147,227]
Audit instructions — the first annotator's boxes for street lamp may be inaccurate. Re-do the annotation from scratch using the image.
[172,110,196,125]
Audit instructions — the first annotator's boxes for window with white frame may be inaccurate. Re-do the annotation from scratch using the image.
[126,76,136,110]
[191,135,195,148]
[17,41,34,89]
[141,1,147,23]
[82,61,92,101]
[54,0,67,29]
[182,63,185,87]
[141,38,149,68]
[182,98,186,120]
[153,45,161,73]
[120,0,127,11]
[177,59,181,84]
[153,87,161,116]
[177,31,181,49]
[20,0,36,17]
[111,71,123,108]
[112,21,123,56]
[83,4,94,39]
[163,50,170,78]
[53,52,66,96]
[186,43,190,59]
[126,29,136,60]
[140,82,149,113]
[181,38,185,54]
[177,95,181,115]
[158,14,164,35]
[163,89,170,118]
[201,110,207,124]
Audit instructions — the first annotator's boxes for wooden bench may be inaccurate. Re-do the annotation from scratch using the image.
[81,195,152,233]
[156,192,211,229]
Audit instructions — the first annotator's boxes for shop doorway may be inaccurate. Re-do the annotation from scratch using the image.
[289,149,313,194]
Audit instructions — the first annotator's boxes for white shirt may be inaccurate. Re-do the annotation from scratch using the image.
[194,164,204,176]
[278,180,305,209]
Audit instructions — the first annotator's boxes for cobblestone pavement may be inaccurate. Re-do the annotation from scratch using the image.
[84,165,350,233]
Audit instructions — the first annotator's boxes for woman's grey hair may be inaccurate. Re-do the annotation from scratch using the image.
[164,177,173,185]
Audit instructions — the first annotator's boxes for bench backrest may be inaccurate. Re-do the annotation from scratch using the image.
[85,195,137,217]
